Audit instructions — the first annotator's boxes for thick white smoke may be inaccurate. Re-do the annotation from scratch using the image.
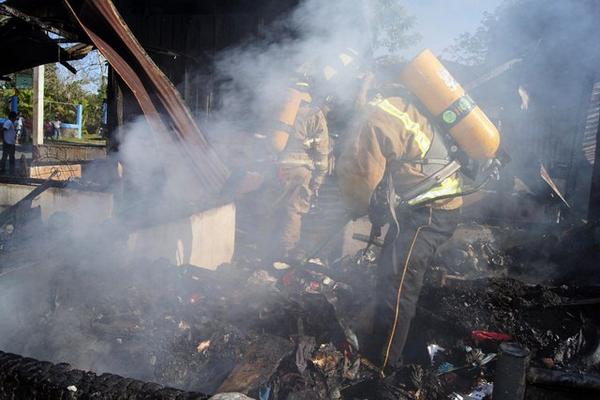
[0,0,382,384]
[8,0,598,393]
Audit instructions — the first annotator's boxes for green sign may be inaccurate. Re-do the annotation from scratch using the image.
[15,72,33,89]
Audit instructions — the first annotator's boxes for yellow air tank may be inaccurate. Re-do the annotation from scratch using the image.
[321,48,359,82]
[400,49,500,160]
[270,85,312,153]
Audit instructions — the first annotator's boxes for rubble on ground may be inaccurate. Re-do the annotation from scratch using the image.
[0,222,599,399]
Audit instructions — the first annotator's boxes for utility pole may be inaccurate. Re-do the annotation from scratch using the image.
[32,65,45,145]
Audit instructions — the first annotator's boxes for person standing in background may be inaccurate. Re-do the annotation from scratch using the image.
[1,111,18,175]
[51,117,62,140]
[23,117,32,143]
[15,113,24,143]
[262,93,330,264]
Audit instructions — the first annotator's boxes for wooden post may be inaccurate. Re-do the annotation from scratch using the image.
[32,65,45,145]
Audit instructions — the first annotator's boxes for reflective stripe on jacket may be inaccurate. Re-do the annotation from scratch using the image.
[369,97,462,206]
[278,105,330,171]
[278,105,330,183]
[337,96,462,217]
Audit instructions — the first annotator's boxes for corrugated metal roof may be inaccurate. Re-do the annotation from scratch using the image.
[581,81,600,164]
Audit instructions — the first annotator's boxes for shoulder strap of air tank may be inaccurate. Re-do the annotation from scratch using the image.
[399,93,455,176]
[374,88,456,158]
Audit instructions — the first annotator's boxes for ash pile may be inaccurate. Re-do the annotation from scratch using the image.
[1,223,600,400]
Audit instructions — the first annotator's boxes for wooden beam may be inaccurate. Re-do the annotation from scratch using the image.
[32,65,45,146]
[0,4,80,41]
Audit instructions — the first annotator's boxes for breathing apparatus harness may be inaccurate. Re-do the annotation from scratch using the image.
[364,92,506,256]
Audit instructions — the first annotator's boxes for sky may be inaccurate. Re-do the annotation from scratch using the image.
[401,0,505,58]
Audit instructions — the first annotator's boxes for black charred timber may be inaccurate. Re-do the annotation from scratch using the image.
[493,342,530,400]
[0,171,60,227]
[528,367,600,392]
[0,350,209,400]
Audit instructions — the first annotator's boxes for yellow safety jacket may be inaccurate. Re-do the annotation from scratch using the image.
[278,104,330,185]
[337,95,462,217]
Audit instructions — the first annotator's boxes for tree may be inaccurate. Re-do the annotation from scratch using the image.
[83,78,107,135]
[444,11,498,66]
[0,52,107,136]
[444,0,600,70]
[368,0,421,57]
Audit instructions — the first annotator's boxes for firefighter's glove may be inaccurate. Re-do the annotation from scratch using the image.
[368,181,392,234]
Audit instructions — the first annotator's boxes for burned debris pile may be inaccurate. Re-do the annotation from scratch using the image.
[0,223,600,399]
[0,350,209,400]
[415,278,600,372]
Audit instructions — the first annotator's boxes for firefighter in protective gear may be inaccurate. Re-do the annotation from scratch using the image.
[337,91,462,371]
[264,102,330,261]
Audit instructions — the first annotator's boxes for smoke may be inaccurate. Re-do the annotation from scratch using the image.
[439,0,600,223]
[0,0,380,387]
[2,0,598,393]
[205,0,373,157]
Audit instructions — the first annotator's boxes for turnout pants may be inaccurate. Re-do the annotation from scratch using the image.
[373,206,459,370]
[276,166,312,258]
[1,143,16,174]
[259,166,313,261]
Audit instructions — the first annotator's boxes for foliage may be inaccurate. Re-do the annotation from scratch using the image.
[442,0,590,67]
[368,0,421,58]
[371,0,421,53]
[444,11,498,66]
[0,61,106,135]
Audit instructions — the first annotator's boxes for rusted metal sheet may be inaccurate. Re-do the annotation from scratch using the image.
[63,0,229,193]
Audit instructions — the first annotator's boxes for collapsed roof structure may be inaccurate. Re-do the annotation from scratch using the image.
[0,1,90,77]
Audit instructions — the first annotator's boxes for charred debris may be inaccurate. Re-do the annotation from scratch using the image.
[2,215,600,399]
